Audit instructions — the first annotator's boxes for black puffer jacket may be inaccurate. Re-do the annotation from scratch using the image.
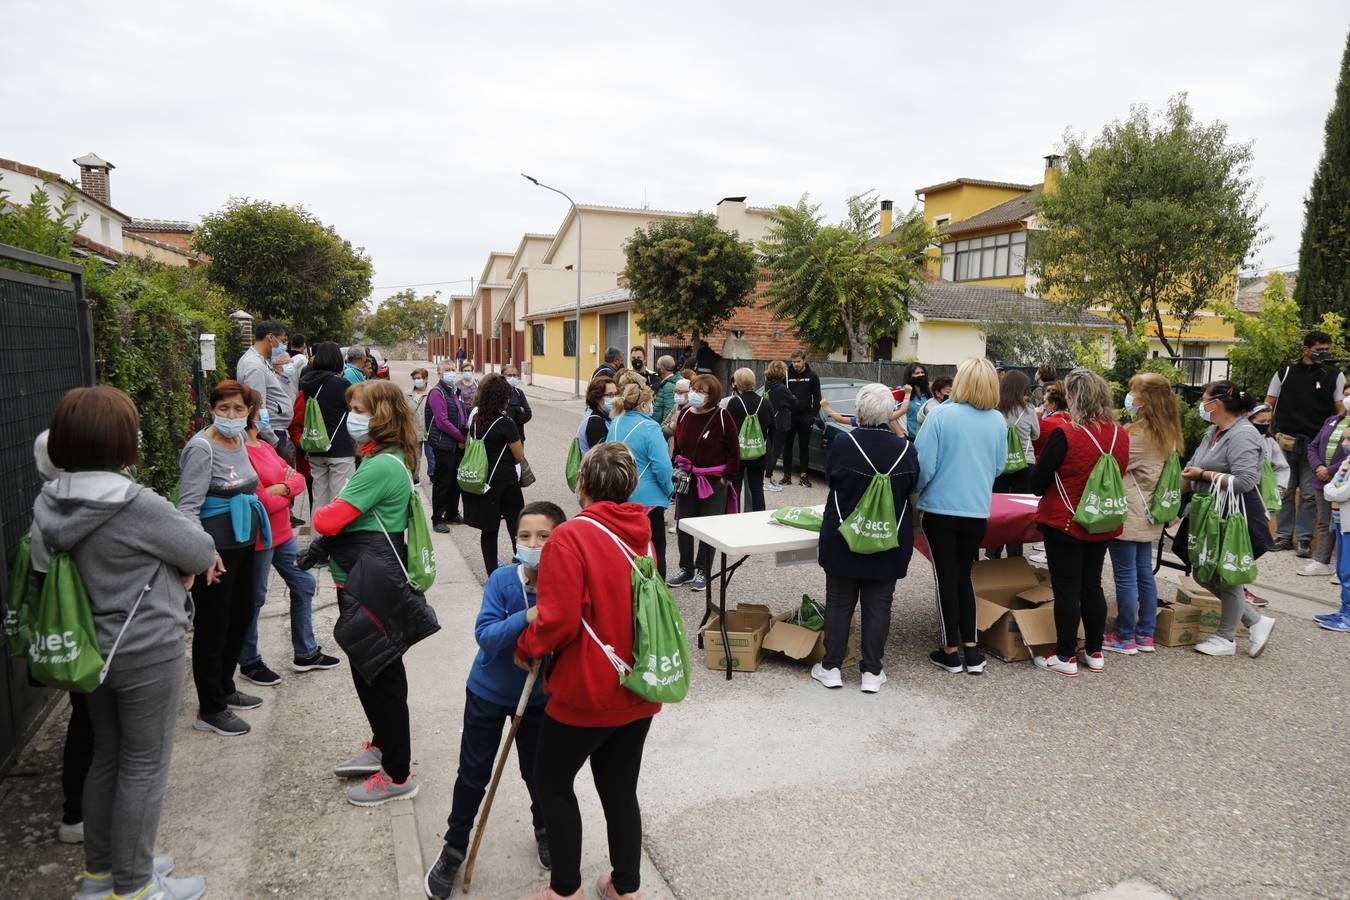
[313,531,440,680]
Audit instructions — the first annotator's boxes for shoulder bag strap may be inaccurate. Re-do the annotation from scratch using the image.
[372,510,416,587]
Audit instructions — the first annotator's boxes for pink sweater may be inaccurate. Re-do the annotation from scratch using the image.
[246,441,305,550]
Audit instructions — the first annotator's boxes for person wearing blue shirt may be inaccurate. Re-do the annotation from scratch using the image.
[422,501,565,899]
[610,380,675,578]
[915,357,1007,676]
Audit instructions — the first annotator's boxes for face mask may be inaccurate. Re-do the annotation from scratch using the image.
[602,397,615,414]
[271,343,287,360]
[1254,422,1270,436]
[1198,400,1214,423]
[516,545,543,569]
[442,373,456,385]
[631,358,644,370]
[676,393,689,406]
[282,363,296,380]
[688,391,706,408]
[506,376,520,388]
[347,412,371,441]
[258,409,271,431]
[214,415,247,438]
[413,378,425,389]
[1123,393,1138,415]
[1313,350,1331,362]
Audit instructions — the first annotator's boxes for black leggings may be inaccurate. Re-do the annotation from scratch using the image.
[62,693,94,825]
[740,462,766,512]
[647,507,667,579]
[190,545,256,714]
[350,657,411,782]
[1041,528,1109,660]
[476,483,524,575]
[923,512,986,647]
[535,714,652,896]
[783,420,814,479]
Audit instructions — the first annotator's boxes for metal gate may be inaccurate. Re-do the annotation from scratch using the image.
[0,242,94,774]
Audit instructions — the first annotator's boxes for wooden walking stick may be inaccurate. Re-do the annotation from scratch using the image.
[461,660,540,893]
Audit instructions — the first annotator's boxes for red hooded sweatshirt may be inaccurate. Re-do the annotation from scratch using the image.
[516,500,661,728]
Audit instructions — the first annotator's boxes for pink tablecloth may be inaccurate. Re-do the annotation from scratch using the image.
[914,493,1042,559]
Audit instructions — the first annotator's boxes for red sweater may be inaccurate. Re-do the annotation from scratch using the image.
[673,406,741,480]
[1034,419,1130,541]
[516,501,660,728]
[1032,411,1071,457]
[245,440,306,550]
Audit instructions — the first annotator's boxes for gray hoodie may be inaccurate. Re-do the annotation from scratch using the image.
[30,472,218,671]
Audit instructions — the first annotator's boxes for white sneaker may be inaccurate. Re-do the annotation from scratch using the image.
[57,820,83,844]
[1247,615,1276,658]
[1026,552,1048,565]
[1033,654,1080,677]
[810,662,842,689]
[1298,561,1334,577]
[1334,573,1342,586]
[1195,635,1236,656]
[764,479,784,493]
[1080,651,1105,673]
[860,671,887,693]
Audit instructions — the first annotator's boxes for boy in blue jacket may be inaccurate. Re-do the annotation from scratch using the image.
[424,500,565,899]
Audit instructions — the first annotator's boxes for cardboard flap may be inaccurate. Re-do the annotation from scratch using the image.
[970,557,1041,604]
[763,620,822,660]
[1010,604,1058,647]
[1016,584,1055,606]
[975,596,1013,633]
[698,603,771,636]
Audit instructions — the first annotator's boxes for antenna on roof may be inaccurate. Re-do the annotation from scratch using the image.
[641,186,649,210]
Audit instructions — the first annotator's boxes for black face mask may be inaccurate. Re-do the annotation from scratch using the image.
[1253,422,1270,436]
[631,358,644,370]
[1312,350,1332,363]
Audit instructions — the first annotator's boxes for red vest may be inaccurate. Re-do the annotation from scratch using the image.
[1036,420,1130,541]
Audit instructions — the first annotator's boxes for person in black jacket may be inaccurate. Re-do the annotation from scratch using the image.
[298,342,357,510]
[309,379,439,807]
[694,339,722,374]
[812,384,919,693]
[785,350,822,487]
[762,360,796,491]
[592,347,622,380]
[727,367,777,512]
[501,363,533,442]
[464,374,527,576]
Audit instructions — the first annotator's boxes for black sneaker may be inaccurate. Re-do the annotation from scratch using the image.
[192,709,251,737]
[666,568,694,587]
[433,522,451,533]
[239,662,281,687]
[1272,537,1294,552]
[292,650,341,672]
[929,648,964,674]
[423,844,465,899]
[1296,541,1313,558]
[689,571,708,592]
[962,646,987,675]
[535,827,551,869]
[225,690,263,710]
[799,476,813,488]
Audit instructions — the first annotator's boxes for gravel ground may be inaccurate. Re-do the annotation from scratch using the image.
[413,362,1349,900]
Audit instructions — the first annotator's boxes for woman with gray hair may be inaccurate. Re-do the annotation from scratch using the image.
[1028,368,1130,677]
[811,383,920,694]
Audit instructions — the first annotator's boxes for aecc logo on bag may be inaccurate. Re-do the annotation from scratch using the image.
[29,629,82,664]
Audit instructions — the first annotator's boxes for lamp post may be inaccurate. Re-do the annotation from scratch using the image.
[522,173,583,398]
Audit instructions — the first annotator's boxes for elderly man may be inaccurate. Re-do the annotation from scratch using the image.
[501,363,533,442]
[343,346,367,384]
[651,355,678,425]
[427,361,468,531]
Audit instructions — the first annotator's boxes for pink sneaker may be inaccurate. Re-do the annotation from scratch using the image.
[1102,634,1138,655]
[597,874,642,900]
[518,887,583,900]
[1135,636,1156,653]
[1244,588,1268,608]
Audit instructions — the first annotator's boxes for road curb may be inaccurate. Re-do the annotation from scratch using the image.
[390,801,426,900]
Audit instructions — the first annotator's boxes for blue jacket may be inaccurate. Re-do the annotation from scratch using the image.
[467,564,548,708]
[610,411,674,508]
[914,401,1007,518]
[819,426,920,580]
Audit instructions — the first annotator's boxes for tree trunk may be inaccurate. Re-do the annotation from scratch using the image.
[1151,306,1178,359]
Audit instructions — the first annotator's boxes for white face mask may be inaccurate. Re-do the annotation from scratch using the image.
[1198,399,1214,423]
[675,393,689,406]
[1124,393,1138,415]
[347,412,371,441]
[688,391,706,408]
[515,545,543,569]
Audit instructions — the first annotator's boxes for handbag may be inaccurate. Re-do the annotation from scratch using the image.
[519,459,537,488]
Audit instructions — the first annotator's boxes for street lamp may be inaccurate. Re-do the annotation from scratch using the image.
[522,173,583,399]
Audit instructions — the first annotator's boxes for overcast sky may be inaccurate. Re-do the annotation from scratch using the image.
[5,1,1345,307]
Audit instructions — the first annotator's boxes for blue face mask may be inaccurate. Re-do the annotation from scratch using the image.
[442,372,456,385]
[688,391,706,408]
[258,409,271,431]
[1124,393,1138,415]
[413,378,426,389]
[214,415,247,438]
[602,397,615,414]
[282,363,296,380]
[347,412,371,441]
[506,376,521,388]
[271,343,287,360]
[516,545,543,569]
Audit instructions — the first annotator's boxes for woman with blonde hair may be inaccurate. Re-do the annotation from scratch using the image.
[1028,369,1129,677]
[1106,373,1184,654]
[915,357,1007,676]
[311,378,440,806]
[610,378,674,576]
[727,367,776,512]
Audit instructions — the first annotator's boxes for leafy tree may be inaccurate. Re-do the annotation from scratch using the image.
[1219,271,1345,393]
[194,198,373,342]
[758,193,935,360]
[363,288,447,346]
[623,213,758,347]
[1295,32,1350,322]
[1029,94,1264,358]
[0,178,84,275]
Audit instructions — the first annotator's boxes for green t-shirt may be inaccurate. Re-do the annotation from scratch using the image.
[328,449,412,582]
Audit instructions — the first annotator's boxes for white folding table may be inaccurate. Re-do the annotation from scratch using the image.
[677,507,823,679]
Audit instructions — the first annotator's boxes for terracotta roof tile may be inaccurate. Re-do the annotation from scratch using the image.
[914,178,1036,197]
[941,192,1038,237]
[916,281,1117,329]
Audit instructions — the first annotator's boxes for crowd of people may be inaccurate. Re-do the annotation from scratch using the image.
[16,327,1349,900]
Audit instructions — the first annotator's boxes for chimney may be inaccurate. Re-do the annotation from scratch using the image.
[73,152,115,205]
[1042,154,1063,196]
[879,199,894,237]
[716,196,748,234]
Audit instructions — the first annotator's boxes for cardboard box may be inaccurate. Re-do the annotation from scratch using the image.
[1176,577,1216,605]
[700,604,772,672]
[1153,601,1202,646]
[1174,578,1245,634]
[763,612,858,668]
[973,558,1061,662]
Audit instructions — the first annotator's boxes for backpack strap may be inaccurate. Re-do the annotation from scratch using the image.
[99,569,155,684]
[575,516,659,678]
[846,431,907,476]
[372,510,416,588]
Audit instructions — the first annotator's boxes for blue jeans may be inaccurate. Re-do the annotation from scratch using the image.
[444,688,544,851]
[1108,539,1158,640]
[1275,435,1317,542]
[240,535,319,666]
[1339,529,1350,609]
[423,440,436,479]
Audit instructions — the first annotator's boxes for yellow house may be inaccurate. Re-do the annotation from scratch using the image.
[915,156,1239,369]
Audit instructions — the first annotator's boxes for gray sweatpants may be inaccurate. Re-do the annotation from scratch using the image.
[83,653,185,893]
[1199,578,1262,641]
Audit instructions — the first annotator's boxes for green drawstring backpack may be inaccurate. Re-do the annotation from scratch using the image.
[4,533,38,659]
[373,453,436,593]
[1186,491,1221,582]
[300,385,345,453]
[1148,452,1183,524]
[736,395,767,461]
[565,437,582,493]
[770,506,824,531]
[1056,425,1128,534]
[832,433,909,554]
[458,413,507,496]
[578,517,690,704]
[1215,475,1258,587]
[1003,413,1028,474]
[793,595,825,632]
[1257,459,1282,514]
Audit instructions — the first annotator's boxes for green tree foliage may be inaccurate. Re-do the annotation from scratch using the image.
[1219,271,1345,394]
[623,213,758,346]
[1029,94,1264,358]
[194,198,373,343]
[362,288,447,346]
[758,193,935,360]
[1295,32,1350,322]
[0,178,84,275]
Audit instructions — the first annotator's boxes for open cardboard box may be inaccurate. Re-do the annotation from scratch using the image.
[1175,576,1245,634]
[1154,601,1202,646]
[699,603,773,672]
[763,611,858,668]
[973,558,1065,662]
